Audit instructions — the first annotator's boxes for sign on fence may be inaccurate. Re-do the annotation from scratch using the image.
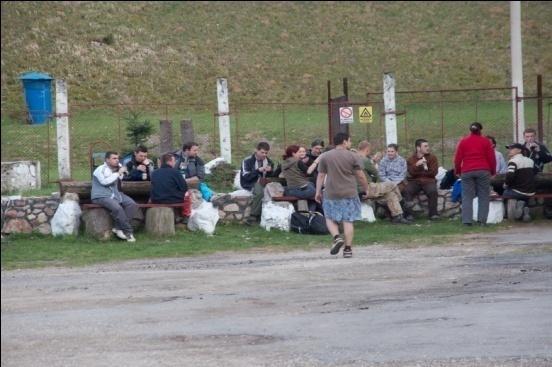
[359,106,373,123]
[339,107,354,124]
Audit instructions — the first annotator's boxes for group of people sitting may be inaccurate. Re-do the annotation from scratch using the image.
[90,142,207,242]
[89,125,550,245]
[241,126,551,229]
[240,137,445,226]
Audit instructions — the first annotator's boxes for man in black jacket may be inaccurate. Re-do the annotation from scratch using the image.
[123,145,155,181]
[150,153,188,205]
[240,142,275,225]
[523,128,552,173]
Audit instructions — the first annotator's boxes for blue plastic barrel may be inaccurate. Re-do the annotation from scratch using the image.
[19,71,54,124]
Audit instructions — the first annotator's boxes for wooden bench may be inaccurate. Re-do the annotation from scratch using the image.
[489,192,552,221]
[272,196,310,211]
[82,202,187,239]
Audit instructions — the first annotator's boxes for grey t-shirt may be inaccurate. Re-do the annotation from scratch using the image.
[318,148,362,199]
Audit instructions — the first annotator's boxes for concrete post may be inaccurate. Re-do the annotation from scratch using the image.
[383,72,398,145]
[55,79,71,179]
[217,78,232,163]
[510,1,525,141]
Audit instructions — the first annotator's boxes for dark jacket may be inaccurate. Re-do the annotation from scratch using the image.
[124,157,155,181]
[240,154,275,190]
[526,142,552,173]
[150,164,188,204]
[175,152,205,180]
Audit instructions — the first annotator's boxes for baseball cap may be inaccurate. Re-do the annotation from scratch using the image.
[505,143,525,150]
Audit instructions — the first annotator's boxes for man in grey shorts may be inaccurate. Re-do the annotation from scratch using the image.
[315,133,369,258]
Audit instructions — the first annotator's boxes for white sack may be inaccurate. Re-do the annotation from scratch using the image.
[187,201,220,235]
[204,157,226,175]
[260,201,294,232]
[51,194,82,236]
[360,202,376,223]
[472,198,504,224]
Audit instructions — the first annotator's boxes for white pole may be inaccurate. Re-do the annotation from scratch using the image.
[55,79,71,180]
[383,72,398,145]
[510,1,525,142]
[216,78,232,163]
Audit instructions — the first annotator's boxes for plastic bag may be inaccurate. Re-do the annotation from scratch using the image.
[260,201,294,232]
[51,196,82,236]
[199,182,214,202]
[233,170,243,190]
[187,201,220,235]
[472,199,504,224]
[360,202,376,223]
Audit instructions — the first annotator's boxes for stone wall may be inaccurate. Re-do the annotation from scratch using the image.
[1,161,41,194]
[211,194,251,223]
[1,191,546,235]
[1,194,60,235]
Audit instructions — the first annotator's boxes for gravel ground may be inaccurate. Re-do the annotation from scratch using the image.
[2,223,552,367]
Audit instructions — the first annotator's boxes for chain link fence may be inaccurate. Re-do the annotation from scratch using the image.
[2,86,550,186]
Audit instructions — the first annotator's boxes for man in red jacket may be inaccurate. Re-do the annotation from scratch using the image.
[454,122,496,226]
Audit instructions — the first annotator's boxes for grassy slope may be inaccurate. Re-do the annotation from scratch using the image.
[2,1,551,110]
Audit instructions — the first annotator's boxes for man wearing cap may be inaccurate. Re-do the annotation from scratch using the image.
[503,143,536,221]
[523,128,552,173]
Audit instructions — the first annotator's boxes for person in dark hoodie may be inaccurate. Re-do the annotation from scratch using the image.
[240,141,276,225]
[150,153,188,205]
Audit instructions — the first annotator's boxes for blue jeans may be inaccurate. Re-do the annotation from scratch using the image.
[284,182,316,200]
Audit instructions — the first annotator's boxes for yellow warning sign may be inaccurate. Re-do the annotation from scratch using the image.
[359,106,373,123]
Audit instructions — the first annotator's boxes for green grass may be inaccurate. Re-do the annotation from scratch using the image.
[1,219,503,270]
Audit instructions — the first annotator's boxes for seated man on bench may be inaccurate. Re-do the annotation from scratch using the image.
[503,143,536,221]
[150,153,189,221]
[91,151,138,242]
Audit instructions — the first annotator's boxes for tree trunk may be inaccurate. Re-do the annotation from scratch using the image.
[82,208,112,240]
[159,120,173,155]
[145,207,175,237]
[180,119,194,147]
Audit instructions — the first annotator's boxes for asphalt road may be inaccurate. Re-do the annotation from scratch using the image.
[2,224,552,366]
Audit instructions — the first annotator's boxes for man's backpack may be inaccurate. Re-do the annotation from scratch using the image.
[290,211,329,235]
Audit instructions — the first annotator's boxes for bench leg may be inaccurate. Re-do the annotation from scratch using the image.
[145,207,175,236]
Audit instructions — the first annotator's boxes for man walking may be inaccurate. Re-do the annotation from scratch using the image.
[91,151,138,242]
[315,133,369,258]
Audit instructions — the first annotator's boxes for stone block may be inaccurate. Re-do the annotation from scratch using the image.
[224,203,240,212]
[37,223,51,235]
[2,218,32,234]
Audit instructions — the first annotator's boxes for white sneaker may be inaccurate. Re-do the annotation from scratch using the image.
[126,234,136,243]
[112,228,127,240]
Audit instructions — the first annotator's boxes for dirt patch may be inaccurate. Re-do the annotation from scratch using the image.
[2,223,551,366]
